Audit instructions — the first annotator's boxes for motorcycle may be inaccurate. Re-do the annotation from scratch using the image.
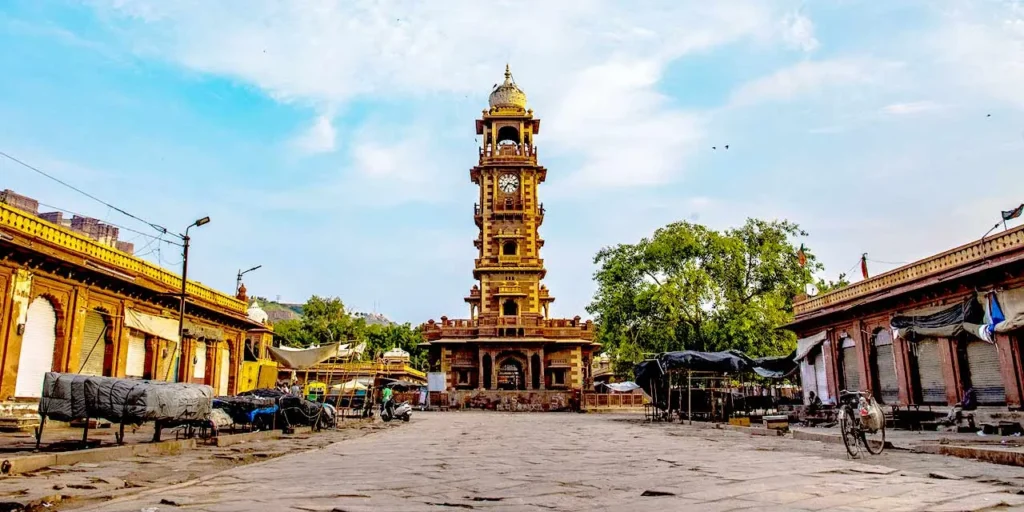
[381,400,412,422]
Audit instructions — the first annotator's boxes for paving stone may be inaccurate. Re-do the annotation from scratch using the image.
[73,412,1024,512]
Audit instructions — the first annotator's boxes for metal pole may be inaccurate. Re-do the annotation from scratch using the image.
[171,232,190,382]
[688,371,692,426]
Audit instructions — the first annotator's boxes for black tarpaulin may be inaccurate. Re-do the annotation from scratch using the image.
[891,298,985,340]
[633,349,797,407]
[658,350,753,373]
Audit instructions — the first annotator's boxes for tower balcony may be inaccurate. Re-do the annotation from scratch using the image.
[421,316,596,342]
[479,143,537,165]
[474,256,544,268]
[474,203,483,228]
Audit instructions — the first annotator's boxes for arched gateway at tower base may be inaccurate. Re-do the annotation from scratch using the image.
[420,66,599,412]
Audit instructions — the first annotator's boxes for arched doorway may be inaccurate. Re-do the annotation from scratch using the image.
[502,299,518,316]
[497,358,525,390]
[531,354,541,389]
[502,241,517,255]
[79,309,110,376]
[218,345,230,396]
[193,341,208,384]
[496,126,519,145]
[482,354,492,390]
[15,297,58,397]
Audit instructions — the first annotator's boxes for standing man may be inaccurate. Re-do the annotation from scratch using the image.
[381,384,394,419]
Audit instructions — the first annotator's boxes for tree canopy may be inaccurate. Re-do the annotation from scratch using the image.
[587,218,823,376]
[270,296,427,370]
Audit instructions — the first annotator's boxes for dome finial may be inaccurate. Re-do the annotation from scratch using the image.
[489,64,527,111]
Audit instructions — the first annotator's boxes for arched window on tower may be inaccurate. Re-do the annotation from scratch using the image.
[496,125,519,146]
[502,241,517,256]
[502,299,518,316]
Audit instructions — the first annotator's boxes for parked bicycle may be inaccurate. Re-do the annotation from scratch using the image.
[837,390,886,458]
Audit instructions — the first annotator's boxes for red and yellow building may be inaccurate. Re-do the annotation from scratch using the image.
[788,224,1024,413]
[421,66,599,410]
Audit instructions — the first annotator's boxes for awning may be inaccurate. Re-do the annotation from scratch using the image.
[182,319,225,341]
[794,330,827,361]
[124,309,180,343]
[267,342,341,370]
[891,298,985,340]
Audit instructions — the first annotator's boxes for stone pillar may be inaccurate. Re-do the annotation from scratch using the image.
[855,320,873,397]
[995,333,1023,408]
[539,347,545,390]
[938,337,964,406]
[892,333,914,405]
[477,348,485,390]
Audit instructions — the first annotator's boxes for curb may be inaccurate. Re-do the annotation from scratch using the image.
[0,426,320,476]
[1,438,196,476]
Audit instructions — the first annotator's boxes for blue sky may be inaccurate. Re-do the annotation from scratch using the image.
[2,1,1024,324]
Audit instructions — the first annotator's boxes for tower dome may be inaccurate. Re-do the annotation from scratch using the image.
[488,64,527,112]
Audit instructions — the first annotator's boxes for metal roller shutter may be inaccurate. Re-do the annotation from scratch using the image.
[966,340,1005,404]
[842,340,860,393]
[125,330,146,378]
[194,342,207,382]
[79,311,107,376]
[814,352,829,402]
[915,338,945,404]
[873,330,899,404]
[218,347,230,396]
[15,297,58,397]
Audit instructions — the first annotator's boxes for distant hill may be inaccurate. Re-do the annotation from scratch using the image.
[352,311,394,326]
[255,298,393,326]
[254,298,303,323]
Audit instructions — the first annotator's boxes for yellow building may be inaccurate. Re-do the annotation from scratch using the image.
[0,201,265,427]
[421,66,599,410]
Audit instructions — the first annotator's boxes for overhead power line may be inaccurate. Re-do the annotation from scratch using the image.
[36,202,182,247]
[0,150,173,236]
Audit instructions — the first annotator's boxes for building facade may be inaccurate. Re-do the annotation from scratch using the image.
[420,66,599,410]
[788,224,1024,411]
[0,201,264,417]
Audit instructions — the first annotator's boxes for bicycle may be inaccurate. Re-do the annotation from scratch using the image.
[837,390,886,458]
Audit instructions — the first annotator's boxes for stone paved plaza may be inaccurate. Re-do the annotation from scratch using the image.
[91,412,1024,511]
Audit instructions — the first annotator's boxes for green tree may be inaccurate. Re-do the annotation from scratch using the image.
[588,219,821,375]
[363,323,428,370]
[814,273,850,294]
[269,296,427,367]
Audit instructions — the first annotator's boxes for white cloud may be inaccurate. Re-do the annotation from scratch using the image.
[729,59,894,107]
[881,101,945,115]
[291,115,336,154]
[779,11,819,52]
[930,3,1024,109]
[92,0,799,190]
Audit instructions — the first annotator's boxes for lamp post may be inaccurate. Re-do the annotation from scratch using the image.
[173,216,210,378]
[236,265,262,295]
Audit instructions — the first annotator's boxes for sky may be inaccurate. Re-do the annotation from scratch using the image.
[1,1,1024,324]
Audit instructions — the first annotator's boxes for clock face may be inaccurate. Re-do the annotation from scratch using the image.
[498,174,519,194]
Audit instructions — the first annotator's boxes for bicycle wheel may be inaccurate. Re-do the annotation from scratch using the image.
[863,422,885,455]
[839,405,861,458]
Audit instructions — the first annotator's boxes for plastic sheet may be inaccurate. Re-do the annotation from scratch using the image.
[39,373,213,424]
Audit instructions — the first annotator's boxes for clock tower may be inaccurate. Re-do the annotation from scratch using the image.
[469,64,551,322]
[421,66,599,410]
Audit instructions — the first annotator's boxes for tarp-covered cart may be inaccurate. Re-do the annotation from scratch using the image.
[634,350,799,424]
[37,372,214,447]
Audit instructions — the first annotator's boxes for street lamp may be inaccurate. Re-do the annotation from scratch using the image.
[168,216,210,381]
[236,265,262,295]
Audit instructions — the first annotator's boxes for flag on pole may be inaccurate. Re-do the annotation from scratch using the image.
[1002,204,1024,221]
[860,253,869,280]
[797,244,807,267]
